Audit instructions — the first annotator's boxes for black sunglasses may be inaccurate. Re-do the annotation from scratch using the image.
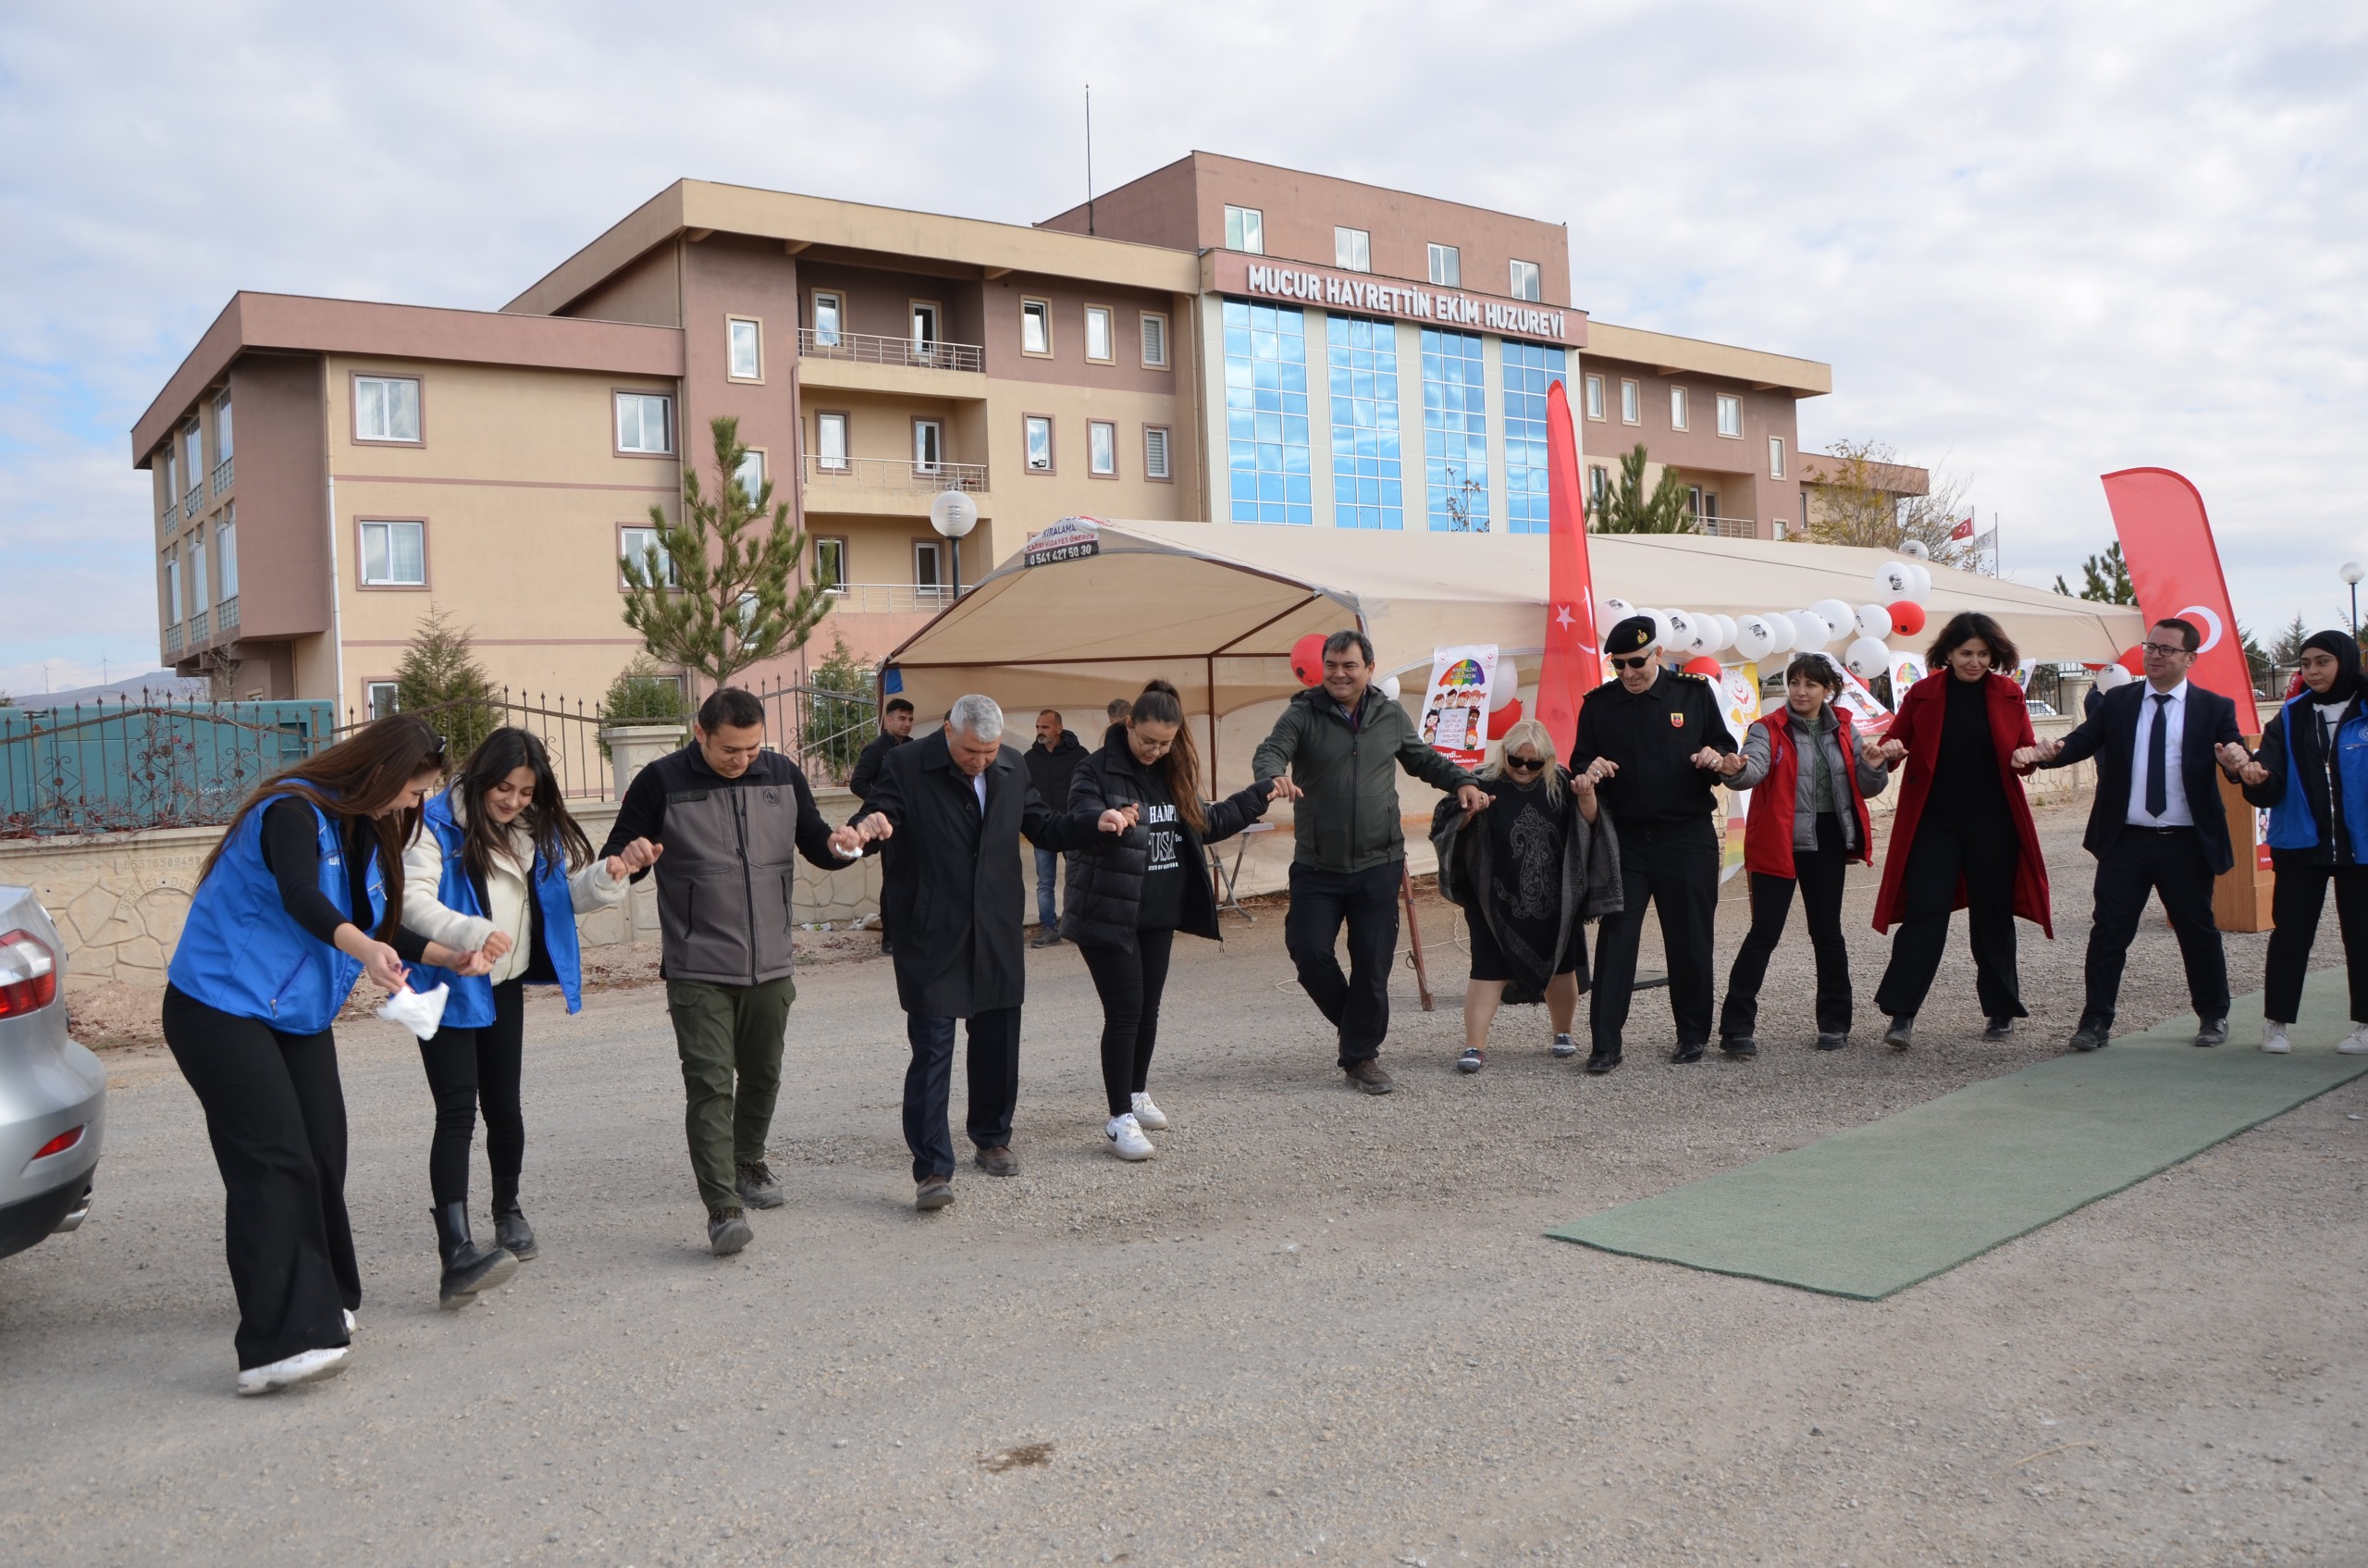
[1610,654,1653,671]
[1503,753,1547,772]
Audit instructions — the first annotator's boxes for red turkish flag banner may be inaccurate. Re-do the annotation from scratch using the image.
[2099,467,2252,710]
[1536,378,1600,760]
[1951,512,1976,540]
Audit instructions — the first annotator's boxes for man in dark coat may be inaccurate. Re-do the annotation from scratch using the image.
[846,694,1066,1210]
[848,698,915,954]
[2018,616,2250,1049]
[1024,710,1087,947]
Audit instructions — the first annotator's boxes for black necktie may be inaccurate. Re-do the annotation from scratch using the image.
[2145,694,2170,818]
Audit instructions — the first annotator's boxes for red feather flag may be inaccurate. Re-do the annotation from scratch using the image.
[1536,378,1600,760]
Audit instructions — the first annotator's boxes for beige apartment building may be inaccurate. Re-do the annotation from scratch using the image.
[133,153,1874,714]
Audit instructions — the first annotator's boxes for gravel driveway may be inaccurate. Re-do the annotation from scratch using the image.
[4,801,2360,1565]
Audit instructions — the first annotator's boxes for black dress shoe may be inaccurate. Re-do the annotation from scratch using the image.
[1982,1017,2016,1042]
[1584,1050,1622,1076]
[2067,1020,2110,1052]
[1670,1042,1707,1064]
[2193,1017,2229,1047]
[1719,1037,1759,1058]
[1883,1016,1915,1051]
[1814,1031,1849,1051]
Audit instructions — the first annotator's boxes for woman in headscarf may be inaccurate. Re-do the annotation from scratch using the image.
[2236,629,2368,1053]
[1431,717,1622,1073]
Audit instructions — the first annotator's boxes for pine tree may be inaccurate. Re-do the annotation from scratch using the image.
[393,605,497,756]
[1592,443,1694,534]
[2055,542,2136,605]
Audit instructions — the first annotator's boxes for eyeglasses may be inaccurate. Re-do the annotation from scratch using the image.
[1504,754,1546,772]
[1610,655,1654,671]
[2140,642,2192,659]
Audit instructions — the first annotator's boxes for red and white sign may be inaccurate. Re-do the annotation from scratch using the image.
[2100,468,2252,712]
[1536,379,1601,759]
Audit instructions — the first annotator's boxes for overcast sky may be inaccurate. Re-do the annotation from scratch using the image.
[4,1,2362,695]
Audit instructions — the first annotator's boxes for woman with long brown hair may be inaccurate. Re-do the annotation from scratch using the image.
[1060,679,1280,1159]
[164,714,498,1395]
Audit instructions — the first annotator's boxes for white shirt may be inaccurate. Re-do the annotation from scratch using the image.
[2126,678,2192,828]
[970,770,988,815]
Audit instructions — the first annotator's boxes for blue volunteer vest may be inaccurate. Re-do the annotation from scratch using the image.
[167,795,382,1033]
[405,789,586,1027]
[2265,692,2368,859]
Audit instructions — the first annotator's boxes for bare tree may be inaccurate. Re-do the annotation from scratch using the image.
[1801,438,1974,567]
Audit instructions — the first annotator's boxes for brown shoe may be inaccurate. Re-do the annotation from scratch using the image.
[974,1145,1020,1178]
[914,1177,954,1211]
[1344,1059,1395,1095]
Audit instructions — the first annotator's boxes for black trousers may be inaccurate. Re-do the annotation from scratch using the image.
[1079,928,1177,1117]
[2082,825,2228,1026]
[1589,816,1720,1052]
[2265,862,2368,1023]
[1874,809,2025,1021]
[1720,812,1852,1039]
[1284,860,1402,1066]
[416,977,525,1209]
[162,985,357,1371]
[902,1006,1020,1181]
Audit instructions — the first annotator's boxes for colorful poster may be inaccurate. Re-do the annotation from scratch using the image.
[1716,661,1761,882]
[1890,650,1929,698]
[1420,645,1500,770]
[1834,664,1893,734]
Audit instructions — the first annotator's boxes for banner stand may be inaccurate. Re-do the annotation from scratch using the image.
[2214,738,2276,933]
[1401,864,1436,1011]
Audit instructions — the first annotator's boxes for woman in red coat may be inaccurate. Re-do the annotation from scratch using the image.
[1868,611,2053,1049]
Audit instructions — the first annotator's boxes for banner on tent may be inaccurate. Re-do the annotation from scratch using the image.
[1023,517,1103,567]
[1836,665,1893,733]
[1420,645,1499,769]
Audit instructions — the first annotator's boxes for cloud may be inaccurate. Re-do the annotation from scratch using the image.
[5,0,2365,685]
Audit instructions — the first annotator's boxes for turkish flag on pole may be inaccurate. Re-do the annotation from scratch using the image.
[1951,512,1976,540]
[2100,467,2252,708]
[1536,378,1600,760]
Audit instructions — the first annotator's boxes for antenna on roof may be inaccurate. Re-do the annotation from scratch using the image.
[1084,83,1095,236]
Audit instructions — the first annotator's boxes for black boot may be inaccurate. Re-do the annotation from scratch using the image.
[434,1202,517,1310]
[490,1182,538,1262]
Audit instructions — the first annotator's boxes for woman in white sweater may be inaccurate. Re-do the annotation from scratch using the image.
[402,727,657,1304]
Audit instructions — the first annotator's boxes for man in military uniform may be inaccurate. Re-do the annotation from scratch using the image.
[1568,615,1745,1071]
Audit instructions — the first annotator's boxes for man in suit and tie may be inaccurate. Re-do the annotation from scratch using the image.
[2016,617,2251,1050]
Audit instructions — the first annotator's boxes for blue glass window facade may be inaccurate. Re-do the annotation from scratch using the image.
[1420,328,1489,531]
[1326,315,1402,530]
[1223,300,1312,525]
[1500,341,1569,535]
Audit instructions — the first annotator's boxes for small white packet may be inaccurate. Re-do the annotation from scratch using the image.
[376,982,450,1040]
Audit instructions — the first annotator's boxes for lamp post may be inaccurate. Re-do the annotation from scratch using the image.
[929,489,979,602]
[2343,561,2363,641]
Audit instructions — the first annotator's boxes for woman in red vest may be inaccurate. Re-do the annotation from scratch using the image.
[1719,655,1893,1053]
[1868,611,2054,1049]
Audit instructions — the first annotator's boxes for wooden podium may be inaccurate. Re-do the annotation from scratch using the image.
[2213,735,2275,933]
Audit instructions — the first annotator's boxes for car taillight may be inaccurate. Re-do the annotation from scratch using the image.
[28,1125,84,1162]
[0,929,59,1018]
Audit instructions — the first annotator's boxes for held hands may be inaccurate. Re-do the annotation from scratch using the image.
[604,837,663,880]
[480,930,514,963]
[1690,747,1745,777]
[1456,783,1491,817]
[1097,803,1141,835]
[2215,742,2267,785]
[1572,770,1598,816]
[1870,737,1908,767]
[357,940,409,995]
[1580,758,1618,785]
[1264,774,1304,802]
[451,946,500,979]
[828,814,897,857]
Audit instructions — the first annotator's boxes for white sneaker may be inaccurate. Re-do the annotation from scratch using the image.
[236,1344,350,1397]
[342,1309,356,1334]
[1104,1113,1156,1161]
[2262,1020,2292,1054]
[2338,1025,2368,1056]
[1129,1093,1168,1131]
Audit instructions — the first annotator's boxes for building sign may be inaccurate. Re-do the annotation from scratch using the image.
[1208,250,1585,346]
[1023,516,1103,567]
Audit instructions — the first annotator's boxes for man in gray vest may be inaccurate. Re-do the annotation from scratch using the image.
[600,686,868,1255]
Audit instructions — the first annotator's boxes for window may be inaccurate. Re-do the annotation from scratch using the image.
[1326,314,1403,531]
[727,318,761,380]
[1224,204,1264,253]
[1335,227,1371,272]
[1140,311,1169,368]
[913,539,944,592]
[1588,464,1610,512]
[354,375,422,443]
[1584,373,1605,420]
[217,509,238,599]
[913,419,944,474]
[1717,393,1744,438]
[1084,305,1114,364]
[214,393,234,461]
[1769,436,1786,478]
[359,519,426,586]
[1427,243,1461,288]
[811,291,843,347]
[813,537,848,593]
[1020,298,1052,356]
[735,449,765,501]
[1421,327,1488,531]
[1143,425,1172,480]
[815,412,848,471]
[1510,259,1541,302]
[365,681,400,721]
[183,424,204,501]
[1501,341,1568,535]
[615,392,672,453]
[1023,414,1054,473]
[161,449,176,512]
[189,525,210,610]
[1222,300,1311,525]
[1670,387,1690,431]
[620,525,677,588]
[1620,378,1641,425]
[1088,420,1116,477]
[162,548,180,623]
[909,302,940,353]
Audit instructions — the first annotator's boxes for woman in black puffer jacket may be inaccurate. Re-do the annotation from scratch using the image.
[1064,679,1279,1161]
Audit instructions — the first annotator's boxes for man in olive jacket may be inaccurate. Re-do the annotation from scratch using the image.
[1253,630,1489,1093]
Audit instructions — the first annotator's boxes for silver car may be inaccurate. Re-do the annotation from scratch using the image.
[0,885,105,1259]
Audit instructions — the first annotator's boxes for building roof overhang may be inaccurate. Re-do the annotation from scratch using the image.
[1579,321,1832,398]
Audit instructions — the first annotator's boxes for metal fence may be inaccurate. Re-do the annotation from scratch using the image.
[335,690,623,802]
[0,697,334,838]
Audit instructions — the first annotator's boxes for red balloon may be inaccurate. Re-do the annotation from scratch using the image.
[1888,599,1927,637]
[2117,644,2146,676]
[1489,698,1523,733]
[1289,632,1327,687]
[1684,656,1723,678]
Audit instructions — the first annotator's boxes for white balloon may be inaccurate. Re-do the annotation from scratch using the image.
[1732,614,1776,662]
[1711,614,1738,651]
[1646,609,1676,651]
[1794,610,1841,648]
[1898,538,1930,561]
[1664,609,1697,652]
[1761,613,1797,655]
[1379,674,1402,701]
[1873,562,1917,598]
[1845,636,1892,679]
[1907,562,1933,598]
[1811,599,1857,640]
[1487,676,1517,711]
[1855,602,1893,639]
[2094,663,2132,691]
[1599,596,1636,626]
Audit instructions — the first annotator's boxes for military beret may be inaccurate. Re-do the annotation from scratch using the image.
[1604,615,1657,656]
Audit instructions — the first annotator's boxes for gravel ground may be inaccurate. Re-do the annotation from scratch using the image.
[4,800,2362,1566]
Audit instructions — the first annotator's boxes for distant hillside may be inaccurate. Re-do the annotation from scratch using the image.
[3,671,211,709]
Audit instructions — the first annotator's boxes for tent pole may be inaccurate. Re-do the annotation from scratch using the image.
[1401,864,1435,1011]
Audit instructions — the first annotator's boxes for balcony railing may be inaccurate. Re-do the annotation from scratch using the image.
[183,486,203,519]
[189,609,209,643]
[817,582,963,615]
[165,623,183,657]
[216,595,240,632]
[159,503,177,534]
[797,327,983,374]
[211,456,234,495]
[803,454,989,495]
[1695,516,1756,539]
